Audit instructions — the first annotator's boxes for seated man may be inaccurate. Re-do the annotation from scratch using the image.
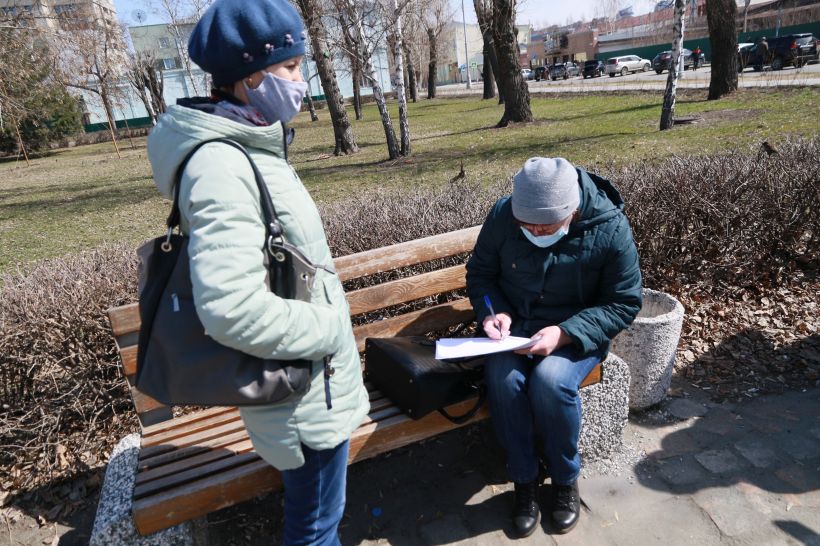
[466,157,642,537]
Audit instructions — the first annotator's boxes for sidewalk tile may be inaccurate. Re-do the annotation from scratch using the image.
[656,456,709,486]
[695,449,744,475]
[698,409,741,436]
[777,435,819,461]
[419,514,471,544]
[601,496,721,545]
[734,439,778,468]
[646,429,700,460]
[693,486,768,537]
[668,399,708,419]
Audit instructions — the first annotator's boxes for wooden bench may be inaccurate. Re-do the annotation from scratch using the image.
[106,226,603,536]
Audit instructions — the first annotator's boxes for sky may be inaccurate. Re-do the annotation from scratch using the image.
[114,0,662,29]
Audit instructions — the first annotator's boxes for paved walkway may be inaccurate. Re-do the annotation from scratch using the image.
[332,380,820,546]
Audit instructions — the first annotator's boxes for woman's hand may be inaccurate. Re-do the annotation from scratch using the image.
[514,326,572,357]
[482,312,512,340]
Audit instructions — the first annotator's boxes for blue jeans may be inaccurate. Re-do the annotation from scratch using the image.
[484,347,602,486]
[280,440,349,546]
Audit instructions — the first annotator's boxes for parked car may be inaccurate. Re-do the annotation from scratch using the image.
[737,42,756,72]
[549,62,581,80]
[652,48,693,74]
[740,34,820,71]
[606,55,651,76]
[521,68,533,80]
[533,66,548,81]
[582,59,606,78]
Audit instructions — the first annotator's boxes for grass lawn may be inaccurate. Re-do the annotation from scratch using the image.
[0,86,817,272]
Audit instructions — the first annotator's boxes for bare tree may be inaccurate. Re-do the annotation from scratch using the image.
[420,0,450,99]
[660,0,686,130]
[492,0,532,126]
[296,0,359,155]
[337,0,400,159]
[125,51,165,125]
[474,0,503,103]
[706,0,738,100]
[151,0,211,95]
[53,16,128,157]
[742,0,752,33]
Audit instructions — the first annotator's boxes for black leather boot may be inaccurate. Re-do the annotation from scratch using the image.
[551,481,580,533]
[512,480,540,538]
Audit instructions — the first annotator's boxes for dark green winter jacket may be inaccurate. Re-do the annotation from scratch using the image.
[465,168,643,356]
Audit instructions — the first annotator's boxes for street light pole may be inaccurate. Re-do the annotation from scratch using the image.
[461,0,472,89]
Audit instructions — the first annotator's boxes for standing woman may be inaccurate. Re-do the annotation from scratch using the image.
[146,0,370,544]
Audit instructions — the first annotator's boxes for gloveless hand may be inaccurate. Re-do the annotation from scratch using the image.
[514,325,572,357]
[482,312,512,340]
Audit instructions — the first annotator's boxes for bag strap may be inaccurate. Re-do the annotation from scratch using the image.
[437,385,486,425]
[167,138,285,242]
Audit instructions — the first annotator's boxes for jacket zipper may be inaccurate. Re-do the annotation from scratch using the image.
[323,355,334,410]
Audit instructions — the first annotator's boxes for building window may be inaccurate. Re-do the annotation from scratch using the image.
[159,37,171,49]
[162,58,177,70]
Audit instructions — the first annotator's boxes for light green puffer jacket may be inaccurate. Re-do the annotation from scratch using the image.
[146,104,370,470]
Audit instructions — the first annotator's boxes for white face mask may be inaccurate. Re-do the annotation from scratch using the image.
[521,225,569,248]
[243,71,308,125]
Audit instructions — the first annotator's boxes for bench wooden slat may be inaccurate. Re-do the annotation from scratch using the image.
[141,410,243,448]
[138,430,251,472]
[133,458,279,536]
[120,344,138,378]
[109,302,140,337]
[582,363,602,388]
[346,264,467,316]
[131,389,171,418]
[353,298,475,352]
[139,420,248,460]
[333,226,480,282]
[135,451,261,499]
[141,406,236,438]
[136,439,255,486]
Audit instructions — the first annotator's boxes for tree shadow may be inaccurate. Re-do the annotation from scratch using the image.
[633,331,820,498]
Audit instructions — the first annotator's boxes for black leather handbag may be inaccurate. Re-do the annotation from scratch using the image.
[136,138,335,407]
[364,336,486,424]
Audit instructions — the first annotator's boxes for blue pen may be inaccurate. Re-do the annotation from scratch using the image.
[483,295,506,339]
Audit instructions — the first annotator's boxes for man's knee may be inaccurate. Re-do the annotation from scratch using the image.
[484,354,527,394]
[530,360,577,400]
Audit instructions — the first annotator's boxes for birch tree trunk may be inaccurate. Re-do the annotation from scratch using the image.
[492,0,532,126]
[660,0,686,130]
[427,28,438,98]
[391,0,411,156]
[706,0,738,100]
[345,0,399,158]
[404,43,418,103]
[296,0,358,154]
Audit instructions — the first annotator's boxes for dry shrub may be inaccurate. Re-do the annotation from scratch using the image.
[0,245,139,496]
[1,139,818,502]
[616,137,820,291]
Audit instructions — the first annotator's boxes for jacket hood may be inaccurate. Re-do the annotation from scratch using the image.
[570,167,624,233]
[147,103,287,200]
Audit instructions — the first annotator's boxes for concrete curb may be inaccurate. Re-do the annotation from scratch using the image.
[580,352,631,459]
[90,433,203,545]
[612,289,685,410]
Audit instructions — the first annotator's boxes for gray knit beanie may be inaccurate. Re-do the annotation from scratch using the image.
[512,157,580,224]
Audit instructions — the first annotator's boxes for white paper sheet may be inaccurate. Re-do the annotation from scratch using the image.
[434,336,538,360]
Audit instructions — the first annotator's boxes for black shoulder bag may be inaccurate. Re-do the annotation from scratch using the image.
[136,138,333,407]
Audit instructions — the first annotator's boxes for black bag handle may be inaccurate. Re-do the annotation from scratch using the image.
[167,138,284,241]
[438,385,486,424]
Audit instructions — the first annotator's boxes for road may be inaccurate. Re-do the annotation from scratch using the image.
[437,61,820,95]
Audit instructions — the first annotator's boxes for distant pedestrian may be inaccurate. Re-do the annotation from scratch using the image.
[757,37,770,69]
[692,45,702,70]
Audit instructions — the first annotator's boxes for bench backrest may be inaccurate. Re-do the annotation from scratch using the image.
[107,226,482,427]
